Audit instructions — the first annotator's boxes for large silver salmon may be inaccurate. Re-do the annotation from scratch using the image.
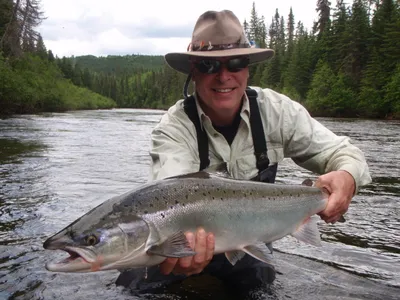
[43,164,328,273]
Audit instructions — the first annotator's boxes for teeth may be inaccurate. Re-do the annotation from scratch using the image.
[215,88,233,93]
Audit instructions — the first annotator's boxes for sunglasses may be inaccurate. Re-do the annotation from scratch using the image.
[193,57,250,74]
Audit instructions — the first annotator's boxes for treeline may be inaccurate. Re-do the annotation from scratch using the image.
[1,0,399,118]
[64,0,399,118]
[245,0,400,118]
[0,0,116,115]
[73,54,164,74]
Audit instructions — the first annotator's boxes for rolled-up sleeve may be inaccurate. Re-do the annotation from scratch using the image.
[280,97,371,192]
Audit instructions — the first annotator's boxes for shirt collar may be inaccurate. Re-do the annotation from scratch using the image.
[193,92,251,129]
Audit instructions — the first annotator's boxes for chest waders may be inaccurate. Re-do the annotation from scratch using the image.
[116,87,278,293]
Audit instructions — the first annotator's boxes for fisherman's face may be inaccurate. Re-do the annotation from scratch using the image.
[191,56,249,125]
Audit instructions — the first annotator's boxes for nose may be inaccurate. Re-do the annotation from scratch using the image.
[215,65,232,82]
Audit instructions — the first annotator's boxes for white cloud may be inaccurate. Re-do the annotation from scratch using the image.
[38,0,320,57]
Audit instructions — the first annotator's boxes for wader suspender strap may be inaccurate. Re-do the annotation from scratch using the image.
[184,87,276,182]
[246,88,270,175]
[183,97,210,170]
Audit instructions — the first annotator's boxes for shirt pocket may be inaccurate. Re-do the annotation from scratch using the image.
[233,153,258,179]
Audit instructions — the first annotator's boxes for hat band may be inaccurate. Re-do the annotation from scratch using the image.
[188,41,251,52]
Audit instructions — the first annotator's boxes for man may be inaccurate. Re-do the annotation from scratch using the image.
[117,9,371,293]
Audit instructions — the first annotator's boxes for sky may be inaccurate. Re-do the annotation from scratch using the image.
[37,0,319,58]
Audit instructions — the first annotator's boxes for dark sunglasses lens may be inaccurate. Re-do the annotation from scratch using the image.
[227,58,249,72]
[195,60,221,74]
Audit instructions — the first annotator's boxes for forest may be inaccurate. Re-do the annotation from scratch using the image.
[0,0,399,118]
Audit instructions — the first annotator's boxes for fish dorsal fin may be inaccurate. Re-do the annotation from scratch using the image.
[203,162,229,176]
[164,162,231,180]
[291,216,322,247]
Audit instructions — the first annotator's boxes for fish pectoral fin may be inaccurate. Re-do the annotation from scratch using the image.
[291,216,322,246]
[225,250,246,266]
[146,231,196,258]
[242,242,274,265]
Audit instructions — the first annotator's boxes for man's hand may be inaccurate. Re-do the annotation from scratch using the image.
[315,170,356,224]
[159,228,215,276]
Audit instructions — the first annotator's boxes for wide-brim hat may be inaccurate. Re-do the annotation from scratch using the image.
[165,10,275,74]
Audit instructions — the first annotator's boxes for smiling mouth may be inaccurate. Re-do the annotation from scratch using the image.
[213,88,235,93]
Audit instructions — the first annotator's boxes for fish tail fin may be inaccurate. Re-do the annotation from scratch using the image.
[291,216,322,247]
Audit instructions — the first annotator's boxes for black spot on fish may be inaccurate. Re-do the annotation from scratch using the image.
[175,200,179,204]
[221,197,223,200]
[150,203,154,208]
[212,197,215,200]
[203,193,207,196]
[170,206,173,209]
[144,210,148,214]
[182,203,186,207]
[161,213,165,218]
[155,197,159,201]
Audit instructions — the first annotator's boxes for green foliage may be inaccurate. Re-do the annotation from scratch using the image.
[73,54,164,74]
[305,60,356,117]
[1,0,398,119]
[0,53,116,115]
[383,64,400,118]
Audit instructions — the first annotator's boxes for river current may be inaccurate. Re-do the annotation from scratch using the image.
[0,109,399,299]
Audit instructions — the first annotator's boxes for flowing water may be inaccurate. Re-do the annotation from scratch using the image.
[0,109,399,300]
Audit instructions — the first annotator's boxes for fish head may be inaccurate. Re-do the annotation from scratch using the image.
[43,214,151,273]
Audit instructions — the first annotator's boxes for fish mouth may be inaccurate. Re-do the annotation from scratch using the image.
[45,246,99,273]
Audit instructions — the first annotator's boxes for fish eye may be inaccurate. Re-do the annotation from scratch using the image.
[85,234,98,246]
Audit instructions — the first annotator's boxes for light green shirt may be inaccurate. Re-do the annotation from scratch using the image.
[150,87,372,192]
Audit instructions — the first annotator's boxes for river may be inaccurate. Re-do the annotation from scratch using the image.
[0,109,399,300]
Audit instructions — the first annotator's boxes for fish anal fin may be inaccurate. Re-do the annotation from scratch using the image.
[266,242,273,254]
[225,250,246,266]
[146,231,196,258]
[242,242,274,265]
[291,216,322,247]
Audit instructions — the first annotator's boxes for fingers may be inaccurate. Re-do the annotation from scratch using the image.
[319,192,344,223]
[205,233,215,262]
[316,171,354,224]
[159,257,178,275]
[166,228,214,276]
[176,232,195,269]
[193,229,207,265]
